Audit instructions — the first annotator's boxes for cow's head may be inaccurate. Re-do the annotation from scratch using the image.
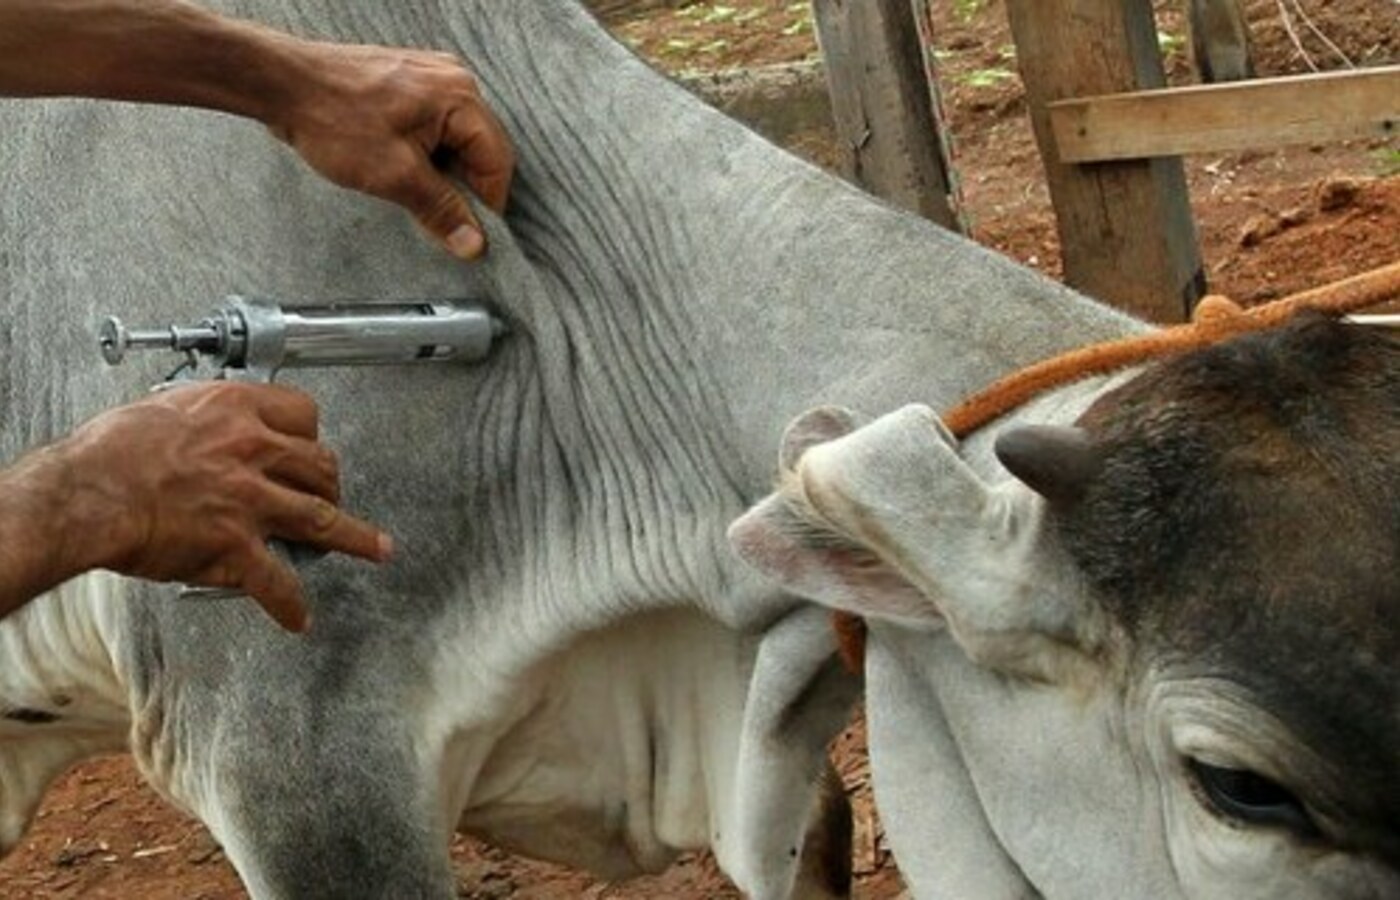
[731,315,1398,898]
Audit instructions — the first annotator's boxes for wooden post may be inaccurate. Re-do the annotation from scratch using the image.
[910,0,967,230]
[813,0,959,230]
[1006,0,1205,322]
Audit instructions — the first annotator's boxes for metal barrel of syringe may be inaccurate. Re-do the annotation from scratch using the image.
[99,296,504,377]
[231,297,502,373]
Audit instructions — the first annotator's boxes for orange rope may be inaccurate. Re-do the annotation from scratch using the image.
[943,260,1400,437]
[833,260,1400,674]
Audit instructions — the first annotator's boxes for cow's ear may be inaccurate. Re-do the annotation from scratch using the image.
[728,406,942,628]
[756,405,1104,679]
[779,406,861,473]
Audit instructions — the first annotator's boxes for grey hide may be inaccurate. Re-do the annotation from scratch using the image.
[1,1,1143,898]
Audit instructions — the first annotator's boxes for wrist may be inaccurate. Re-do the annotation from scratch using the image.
[46,424,152,579]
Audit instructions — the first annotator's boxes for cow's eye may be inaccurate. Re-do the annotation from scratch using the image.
[1186,758,1319,837]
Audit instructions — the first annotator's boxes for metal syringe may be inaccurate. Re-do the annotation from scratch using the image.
[100,296,505,381]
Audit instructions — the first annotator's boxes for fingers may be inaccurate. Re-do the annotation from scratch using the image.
[397,160,487,260]
[385,56,513,256]
[167,381,321,439]
[237,483,393,634]
[213,469,390,636]
[274,41,514,261]
[443,103,515,215]
[244,399,388,558]
[264,436,340,504]
[262,483,394,565]
[247,383,320,439]
[237,544,310,633]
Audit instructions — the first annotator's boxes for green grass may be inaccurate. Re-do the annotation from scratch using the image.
[954,0,986,23]
[1376,147,1400,177]
[958,67,1017,88]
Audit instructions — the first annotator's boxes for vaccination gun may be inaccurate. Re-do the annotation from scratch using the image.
[98,295,505,597]
[99,295,503,381]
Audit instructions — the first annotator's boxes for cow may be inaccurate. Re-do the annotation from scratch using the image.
[1,2,878,896]
[1,2,1381,900]
[731,312,1399,899]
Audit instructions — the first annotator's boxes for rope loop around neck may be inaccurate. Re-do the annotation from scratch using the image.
[833,259,1400,674]
[941,260,1400,440]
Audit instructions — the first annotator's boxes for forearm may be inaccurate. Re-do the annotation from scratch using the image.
[0,441,104,620]
[0,0,305,124]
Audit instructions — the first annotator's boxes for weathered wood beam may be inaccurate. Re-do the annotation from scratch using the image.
[812,0,958,230]
[1050,65,1400,163]
[1005,0,1205,323]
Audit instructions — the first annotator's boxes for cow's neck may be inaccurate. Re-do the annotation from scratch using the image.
[462,3,1141,403]
[445,1,1142,630]
[272,0,1145,636]
[268,0,1142,391]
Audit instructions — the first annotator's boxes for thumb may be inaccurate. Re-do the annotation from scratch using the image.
[398,163,486,260]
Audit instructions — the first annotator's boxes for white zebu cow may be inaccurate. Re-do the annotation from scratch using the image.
[5,2,1385,899]
[1,3,882,896]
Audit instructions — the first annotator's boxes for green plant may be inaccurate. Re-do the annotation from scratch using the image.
[781,7,812,37]
[701,4,738,24]
[958,67,1016,88]
[954,0,985,23]
[1157,30,1185,56]
[1376,147,1400,177]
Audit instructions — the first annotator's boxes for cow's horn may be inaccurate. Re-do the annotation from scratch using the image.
[995,425,1101,506]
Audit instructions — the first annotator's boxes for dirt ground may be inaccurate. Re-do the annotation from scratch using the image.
[2,1,1396,898]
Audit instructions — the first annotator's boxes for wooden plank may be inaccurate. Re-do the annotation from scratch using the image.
[1051,66,1400,163]
[1006,0,1204,323]
[812,0,958,230]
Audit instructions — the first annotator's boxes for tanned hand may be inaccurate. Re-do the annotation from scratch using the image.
[270,42,515,260]
[0,0,516,260]
[52,382,393,632]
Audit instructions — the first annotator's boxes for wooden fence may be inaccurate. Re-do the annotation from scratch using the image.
[810,0,1400,324]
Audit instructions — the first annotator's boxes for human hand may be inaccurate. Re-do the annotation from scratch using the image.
[269,41,515,260]
[57,382,393,632]
[0,3,512,257]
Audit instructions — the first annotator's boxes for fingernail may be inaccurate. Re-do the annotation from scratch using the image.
[377,532,396,561]
[445,225,484,259]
